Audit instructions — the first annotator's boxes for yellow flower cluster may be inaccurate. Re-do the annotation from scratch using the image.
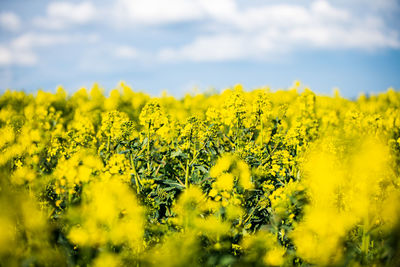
[0,82,400,266]
[292,136,400,265]
[210,154,252,192]
[68,178,144,250]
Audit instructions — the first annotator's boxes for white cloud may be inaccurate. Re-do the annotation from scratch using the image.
[113,0,202,26]
[311,0,350,21]
[0,45,36,66]
[232,5,311,31]
[11,33,71,50]
[197,0,237,21]
[0,46,12,65]
[114,45,138,59]
[34,1,96,30]
[0,12,21,32]
[160,34,275,62]
[112,0,237,26]
[0,32,99,66]
[3,0,398,66]
[34,0,238,29]
[157,0,400,62]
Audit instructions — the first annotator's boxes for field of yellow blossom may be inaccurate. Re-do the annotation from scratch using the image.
[1,82,400,266]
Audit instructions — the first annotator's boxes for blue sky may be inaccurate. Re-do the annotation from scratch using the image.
[0,0,399,98]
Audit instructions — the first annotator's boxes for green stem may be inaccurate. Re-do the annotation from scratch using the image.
[185,133,192,188]
[136,247,140,267]
[243,202,259,225]
[361,222,370,257]
[260,117,264,146]
[178,159,186,172]
[360,215,371,264]
[130,153,141,194]
[189,140,208,166]
[235,116,240,150]
[185,159,190,188]
[147,122,151,175]
[107,135,111,153]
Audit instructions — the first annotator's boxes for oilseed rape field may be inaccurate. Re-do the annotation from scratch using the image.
[0,82,400,266]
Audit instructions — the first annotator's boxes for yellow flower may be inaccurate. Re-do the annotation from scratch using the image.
[139,99,167,129]
[210,154,253,192]
[264,246,286,266]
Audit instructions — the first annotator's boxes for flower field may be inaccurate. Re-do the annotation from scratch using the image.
[1,82,400,266]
